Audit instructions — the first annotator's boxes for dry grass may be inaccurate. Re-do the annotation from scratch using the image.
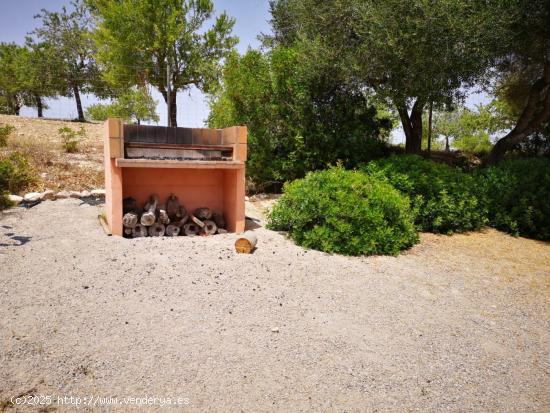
[0,114,104,193]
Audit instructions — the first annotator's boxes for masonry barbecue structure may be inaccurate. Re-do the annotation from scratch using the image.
[104,119,247,237]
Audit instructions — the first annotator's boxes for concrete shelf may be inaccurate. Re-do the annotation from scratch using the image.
[115,158,245,169]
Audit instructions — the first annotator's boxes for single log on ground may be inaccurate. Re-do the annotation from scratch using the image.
[235,232,257,254]
[212,212,226,229]
[191,214,205,228]
[132,223,148,237]
[122,211,139,229]
[202,220,217,236]
[140,194,159,226]
[165,224,181,237]
[158,209,170,225]
[183,222,200,236]
[123,197,138,214]
[217,228,228,234]
[148,222,165,237]
[193,207,212,220]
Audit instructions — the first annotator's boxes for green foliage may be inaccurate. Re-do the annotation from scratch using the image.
[0,152,34,208]
[0,124,15,147]
[89,0,237,125]
[0,43,32,115]
[478,158,550,240]
[268,0,499,153]
[209,47,392,187]
[86,87,159,123]
[364,155,488,234]
[31,0,107,121]
[58,126,85,153]
[268,167,418,256]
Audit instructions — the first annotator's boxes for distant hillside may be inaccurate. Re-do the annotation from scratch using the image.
[0,115,104,193]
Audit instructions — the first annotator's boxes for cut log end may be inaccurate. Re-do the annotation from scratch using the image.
[122,211,138,229]
[235,232,257,254]
[132,224,148,238]
[165,224,181,237]
[202,220,217,236]
[148,223,165,237]
[183,222,200,236]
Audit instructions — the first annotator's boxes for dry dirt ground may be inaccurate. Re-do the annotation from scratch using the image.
[0,115,104,192]
[0,199,549,412]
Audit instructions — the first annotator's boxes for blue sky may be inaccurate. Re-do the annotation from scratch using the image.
[0,0,272,126]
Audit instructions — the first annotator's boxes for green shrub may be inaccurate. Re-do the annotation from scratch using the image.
[364,155,488,234]
[59,126,85,153]
[267,167,418,256]
[0,124,15,146]
[0,152,34,208]
[478,157,550,240]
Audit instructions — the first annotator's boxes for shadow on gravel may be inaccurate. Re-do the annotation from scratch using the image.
[0,234,31,247]
[79,197,105,207]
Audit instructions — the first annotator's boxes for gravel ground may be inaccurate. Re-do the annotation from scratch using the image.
[1,199,549,412]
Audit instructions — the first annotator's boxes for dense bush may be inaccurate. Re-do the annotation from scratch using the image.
[478,157,550,240]
[364,155,487,234]
[267,167,418,256]
[0,152,34,208]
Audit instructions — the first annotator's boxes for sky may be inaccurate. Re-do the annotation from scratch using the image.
[0,0,272,127]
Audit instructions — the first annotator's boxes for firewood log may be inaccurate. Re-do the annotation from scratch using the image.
[148,222,165,237]
[212,212,226,229]
[123,197,138,214]
[140,194,159,226]
[202,220,217,236]
[122,211,139,229]
[235,232,257,253]
[217,228,228,234]
[191,214,205,228]
[193,207,212,220]
[165,224,181,237]
[166,194,184,220]
[124,227,133,236]
[174,209,189,227]
[183,222,200,236]
[158,209,170,225]
[132,223,148,237]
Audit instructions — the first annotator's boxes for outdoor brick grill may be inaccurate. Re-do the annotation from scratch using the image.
[103,118,247,237]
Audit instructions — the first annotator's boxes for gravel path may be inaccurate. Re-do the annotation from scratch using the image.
[1,199,549,412]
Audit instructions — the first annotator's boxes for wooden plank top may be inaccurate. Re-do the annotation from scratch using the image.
[115,158,245,169]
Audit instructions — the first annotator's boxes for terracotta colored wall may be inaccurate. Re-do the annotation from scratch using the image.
[122,168,225,214]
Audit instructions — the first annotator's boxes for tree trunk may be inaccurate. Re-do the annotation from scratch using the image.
[35,94,43,118]
[396,98,424,154]
[445,136,450,152]
[169,91,177,127]
[427,100,433,156]
[487,62,550,164]
[73,84,85,122]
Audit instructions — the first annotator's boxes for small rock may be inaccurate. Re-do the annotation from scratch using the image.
[41,190,55,201]
[271,327,280,333]
[69,191,82,199]
[91,189,106,198]
[7,194,23,205]
[55,190,70,199]
[245,196,250,201]
[80,190,92,198]
[24,192,42,202]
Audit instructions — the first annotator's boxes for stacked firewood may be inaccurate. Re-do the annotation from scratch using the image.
[122,194,228,238]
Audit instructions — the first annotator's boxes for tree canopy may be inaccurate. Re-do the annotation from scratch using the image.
[89,0,237,126]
